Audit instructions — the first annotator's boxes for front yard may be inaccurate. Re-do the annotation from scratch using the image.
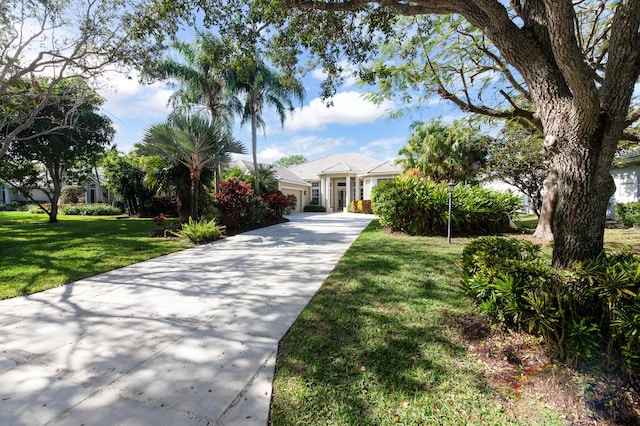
[270,219,640,425]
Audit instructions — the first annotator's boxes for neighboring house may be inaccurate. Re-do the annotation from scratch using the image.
[608,150,640,219]
[0,168,114,206]
[483,150,640,220]
[288,153,402,212]
[482,180,536,215]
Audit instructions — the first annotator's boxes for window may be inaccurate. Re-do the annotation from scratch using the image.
[311,182,320,204]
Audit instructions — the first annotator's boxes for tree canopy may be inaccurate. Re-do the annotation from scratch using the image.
[1,0,163,157]
[273,154,307,168]
[0,77,114,222]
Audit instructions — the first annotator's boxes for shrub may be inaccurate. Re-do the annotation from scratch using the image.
[265,190,289,218]
[28,204,49,214]
[461,236,640,373]
[616,202,640,227]
[60,185,85,204]
[285,194,297,214]
[349,200,373,214]
[303,204,326,212]
[214,178,268,229]
[152,214,167,226]
[62,204,122,215]
[372,174,521,236]
[172,217,221,244]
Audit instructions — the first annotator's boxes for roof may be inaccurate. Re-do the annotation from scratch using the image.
[363,160,402,175]
[273,166,310,186]
[289,153,383,181]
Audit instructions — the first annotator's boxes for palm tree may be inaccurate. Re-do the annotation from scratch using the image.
[235,54,305,196]
[152,32,240,128]
[137,113,246,219]
[398,120,488,183]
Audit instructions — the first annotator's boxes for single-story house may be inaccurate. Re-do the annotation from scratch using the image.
[484,150,640,219]
[608,150,640,219]
[0,169,114,206]
[288,153,402,212]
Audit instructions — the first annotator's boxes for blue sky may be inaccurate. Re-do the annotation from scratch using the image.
[98,66,464,165]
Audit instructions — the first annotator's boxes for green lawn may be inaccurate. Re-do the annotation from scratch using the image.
[0,212,191,299]
[270,221,565,425]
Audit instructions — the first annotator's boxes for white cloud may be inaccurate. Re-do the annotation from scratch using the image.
[99,70,173,122]
[311,61,359,87]
[258,147,286,164]
[359,136,406,161]
[286,91,395,132]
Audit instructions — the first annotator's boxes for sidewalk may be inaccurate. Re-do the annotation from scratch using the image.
[0,213,374,425]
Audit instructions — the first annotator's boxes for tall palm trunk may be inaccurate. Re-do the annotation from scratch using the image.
[251,103,260,196]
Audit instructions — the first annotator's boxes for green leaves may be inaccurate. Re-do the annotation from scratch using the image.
[371,175,521,236]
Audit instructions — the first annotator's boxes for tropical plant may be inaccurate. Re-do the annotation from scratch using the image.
[398,119,489,183]
[372,174,520,236]
[172,217,221,244]
[234,53,305,195]
[145,32,240,127]
[137,113,245,219]
[102,149,151,216]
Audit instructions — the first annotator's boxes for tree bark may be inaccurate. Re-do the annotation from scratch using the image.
[532,170,556,241]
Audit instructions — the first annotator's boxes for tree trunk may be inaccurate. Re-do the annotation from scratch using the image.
[547,124,617,269]
[251,107,260,196]
[532,170,557,241]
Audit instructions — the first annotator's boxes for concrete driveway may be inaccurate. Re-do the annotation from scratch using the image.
[0,213,374,425]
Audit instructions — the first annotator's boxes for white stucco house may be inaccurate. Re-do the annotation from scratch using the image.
[226,154,402,213]
[288,153,402,212]
[484,150,640,220]
[608,150,640,219]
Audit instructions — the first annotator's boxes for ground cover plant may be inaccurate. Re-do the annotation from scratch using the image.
[0,211,190,299]
[271,220,640,425]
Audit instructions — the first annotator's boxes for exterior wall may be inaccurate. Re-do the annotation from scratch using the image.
[361,175,397,200]
[482,180,536,215]
[608,166,640,219]
[278,182,310,213]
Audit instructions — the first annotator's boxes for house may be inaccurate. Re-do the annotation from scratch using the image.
[224,159,311,213]
[483,149,640,220]
[288,153,402,212]
[608,150,640,219]
[0,169,114,207]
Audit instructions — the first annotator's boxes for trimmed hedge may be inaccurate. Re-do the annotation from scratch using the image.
[303,204,326,212]
[616,202,640,227]
[61,204,122,216]
[371,174,521,236]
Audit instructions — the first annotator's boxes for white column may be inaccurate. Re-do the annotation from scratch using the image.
[325,177,331,210]
[355,176,361,201]
[320,179,325,206]
[345,176,351,210]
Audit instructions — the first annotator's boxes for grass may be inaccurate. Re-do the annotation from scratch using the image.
[0,211,191,299]
[270,221,565,425]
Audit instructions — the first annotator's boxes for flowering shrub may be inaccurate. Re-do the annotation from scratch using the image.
[265,190,289,218]
[348,200,373,214]
[152,214,167,226]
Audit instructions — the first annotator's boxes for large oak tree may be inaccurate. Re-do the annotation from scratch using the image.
[137,0,639,268]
